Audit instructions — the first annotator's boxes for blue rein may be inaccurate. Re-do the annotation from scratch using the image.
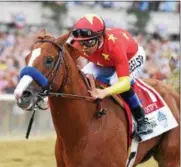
[20,66,48,87]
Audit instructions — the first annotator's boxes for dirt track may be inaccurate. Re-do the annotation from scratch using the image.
[0,137,158,167]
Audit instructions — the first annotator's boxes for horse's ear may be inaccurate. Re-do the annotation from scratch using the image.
[45,32,53,38]
[56,31,71,45]
[37,29,46,39]
[56,31,83,61]
[40,28,46,34]
[66,44,81,61]
[35,29,53,40]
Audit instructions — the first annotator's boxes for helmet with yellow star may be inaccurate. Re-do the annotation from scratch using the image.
[71,14,105,41]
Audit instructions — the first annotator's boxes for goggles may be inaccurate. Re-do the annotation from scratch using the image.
[72,28,103,38]
[79,38,98,48]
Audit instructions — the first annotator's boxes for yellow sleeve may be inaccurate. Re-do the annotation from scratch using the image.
[105,76,131,95]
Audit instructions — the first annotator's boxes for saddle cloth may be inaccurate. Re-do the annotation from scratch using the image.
[126,79,178,167]
[97,78,178,144]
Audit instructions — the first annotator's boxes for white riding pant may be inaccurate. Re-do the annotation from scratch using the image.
[81,46,146,85]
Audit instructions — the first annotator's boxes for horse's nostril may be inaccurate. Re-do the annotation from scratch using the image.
[17,90,34,110]
[22,90,33,102]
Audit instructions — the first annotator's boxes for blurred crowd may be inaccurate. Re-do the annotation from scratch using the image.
[135,32,179,80]
[0,30,34,94]
[0,0,180,94]
[0,2,179,94]
[68,1,180,13]
[0,27,179,94]
[131,1,180,12]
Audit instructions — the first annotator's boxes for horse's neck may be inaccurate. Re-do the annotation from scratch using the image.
[63,50,89,96]
[49,51,96,148]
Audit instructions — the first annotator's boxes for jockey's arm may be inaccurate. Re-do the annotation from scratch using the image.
[105,76,131,95]
[106,44,131,95]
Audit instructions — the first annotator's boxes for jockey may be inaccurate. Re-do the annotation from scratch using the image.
[68,13,153,135]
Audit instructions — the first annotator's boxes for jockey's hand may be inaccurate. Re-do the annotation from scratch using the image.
[88,88,109,99]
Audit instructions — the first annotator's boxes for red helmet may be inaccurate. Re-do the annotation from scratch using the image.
[71,14,105,41]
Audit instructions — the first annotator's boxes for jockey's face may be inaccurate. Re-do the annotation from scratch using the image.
[81,36,103,55]
[80,39,98,54]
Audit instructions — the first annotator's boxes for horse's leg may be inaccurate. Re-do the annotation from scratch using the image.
[55,138,69,167]
[153,127,180,167]
[55,139,63,167]
[153,93,180,167]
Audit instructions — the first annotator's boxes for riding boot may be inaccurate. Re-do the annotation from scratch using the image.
[132,105,153,135]
[121,88,153,135]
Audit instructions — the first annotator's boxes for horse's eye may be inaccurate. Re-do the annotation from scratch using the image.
[44,57,54,67]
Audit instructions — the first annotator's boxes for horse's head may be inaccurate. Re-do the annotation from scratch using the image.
[14,29,68,110]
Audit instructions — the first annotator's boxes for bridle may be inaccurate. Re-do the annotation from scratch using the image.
[35,39,95,101]
[35,39,69,93]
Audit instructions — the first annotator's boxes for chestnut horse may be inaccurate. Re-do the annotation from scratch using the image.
[14,30,180,167]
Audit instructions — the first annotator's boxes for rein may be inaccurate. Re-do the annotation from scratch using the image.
[40,91,95,102]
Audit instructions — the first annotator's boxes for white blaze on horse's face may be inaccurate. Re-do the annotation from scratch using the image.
[14,48,42,99]
[28,48,41,66]
[14,75,33,99]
